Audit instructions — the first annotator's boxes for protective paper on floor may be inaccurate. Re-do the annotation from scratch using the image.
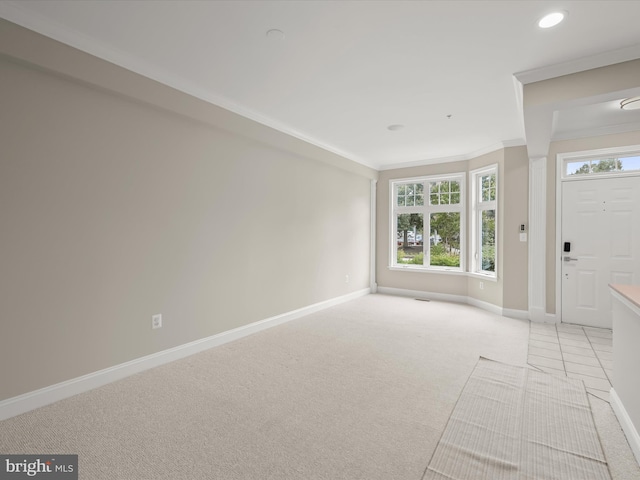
[423,357,611,480]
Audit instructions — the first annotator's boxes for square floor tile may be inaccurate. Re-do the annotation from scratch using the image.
[528,354,565,370]
[560,344,596,357]
[529,345,563,360]
[583,327,612,339]
[592,343,612,353]
[567,372,611,391]
[586,388,610,402]
[531,365,566,377]
[530,333,559,344]
[558,330,588,340]
[524,322,616,399]
[599,358,613,370]
[556,324,584,333]
[586,332,612,341]
[529,328,557,338]
[529,340,561,352]
[559,337,592,348]
[562,352,601,366]
[564,362,607,378]
[530,322,557,331]
[588,336,612,346]
[595,350,612,361]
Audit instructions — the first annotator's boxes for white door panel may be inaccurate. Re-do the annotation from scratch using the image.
[561,176,640,328]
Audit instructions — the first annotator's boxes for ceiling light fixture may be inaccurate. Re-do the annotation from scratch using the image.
[538,11,565,29]
[387,124,404,131]
[620,96,640,110]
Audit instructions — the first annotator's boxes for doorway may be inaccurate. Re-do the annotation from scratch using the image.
[558,148,640,328]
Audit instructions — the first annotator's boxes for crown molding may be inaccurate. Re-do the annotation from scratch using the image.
[378,139,525,171]
[0,2,379,172]
[515,45,640,85]
[552,122,640,142]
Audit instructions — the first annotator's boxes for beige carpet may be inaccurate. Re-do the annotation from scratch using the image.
[0,294,637,479]
[424,357,611,480]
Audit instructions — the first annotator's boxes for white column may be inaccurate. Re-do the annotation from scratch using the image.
[528,156,549,322]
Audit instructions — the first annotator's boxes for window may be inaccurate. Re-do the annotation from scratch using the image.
[565,153,640,177]
[470,165,497,277]
[391,174,464,271]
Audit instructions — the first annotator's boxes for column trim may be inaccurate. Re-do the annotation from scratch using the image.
[528,156,547,322]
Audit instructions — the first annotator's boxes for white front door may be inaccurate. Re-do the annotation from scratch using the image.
[561,175,640,328]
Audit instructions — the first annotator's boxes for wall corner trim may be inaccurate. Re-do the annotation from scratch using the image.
[610,387,640,466]
[0,288,370,421]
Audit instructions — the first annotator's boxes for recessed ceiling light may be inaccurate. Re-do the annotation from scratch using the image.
[538,11,566,29]
[620,96,640,110]
[266,29,285,40]
[387,124,404,131]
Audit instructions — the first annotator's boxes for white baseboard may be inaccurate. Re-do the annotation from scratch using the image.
[377,286,530,320]
[467,297,503,316]
[377,286,467,305]
[528,309,558,324]
[610,388,640,466]
[529,306,549,323]
[502,308,530,321]
[0,288,370,421]
[545,313,559,324]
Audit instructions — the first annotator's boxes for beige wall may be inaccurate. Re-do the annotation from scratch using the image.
[376,147,529,311]
[377,160,470,298]
[523,58,640,108]
[467,150,504,308]
[0,19,538,403]
[0,25,375,400]
[521,58,640,317]
[502,147,529,311]
[545,131,640,314]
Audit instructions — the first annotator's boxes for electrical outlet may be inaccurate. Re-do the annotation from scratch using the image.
[152,314,162,329]
[479,282,484,290]
[345,274,350,284]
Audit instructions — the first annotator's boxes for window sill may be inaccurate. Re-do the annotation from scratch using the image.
[388,265,498,281]
[388,265,466,275]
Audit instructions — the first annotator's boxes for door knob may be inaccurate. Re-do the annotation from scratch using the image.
[563,256,578,262]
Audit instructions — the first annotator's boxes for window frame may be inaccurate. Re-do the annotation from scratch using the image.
[561,149,640,180]
[389,173,466,273]
[469,164,498,279]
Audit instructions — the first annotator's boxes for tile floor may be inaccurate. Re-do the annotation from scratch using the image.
[528,322,613,402]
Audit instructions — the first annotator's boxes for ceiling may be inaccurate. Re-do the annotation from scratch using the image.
[2,0,640,170]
